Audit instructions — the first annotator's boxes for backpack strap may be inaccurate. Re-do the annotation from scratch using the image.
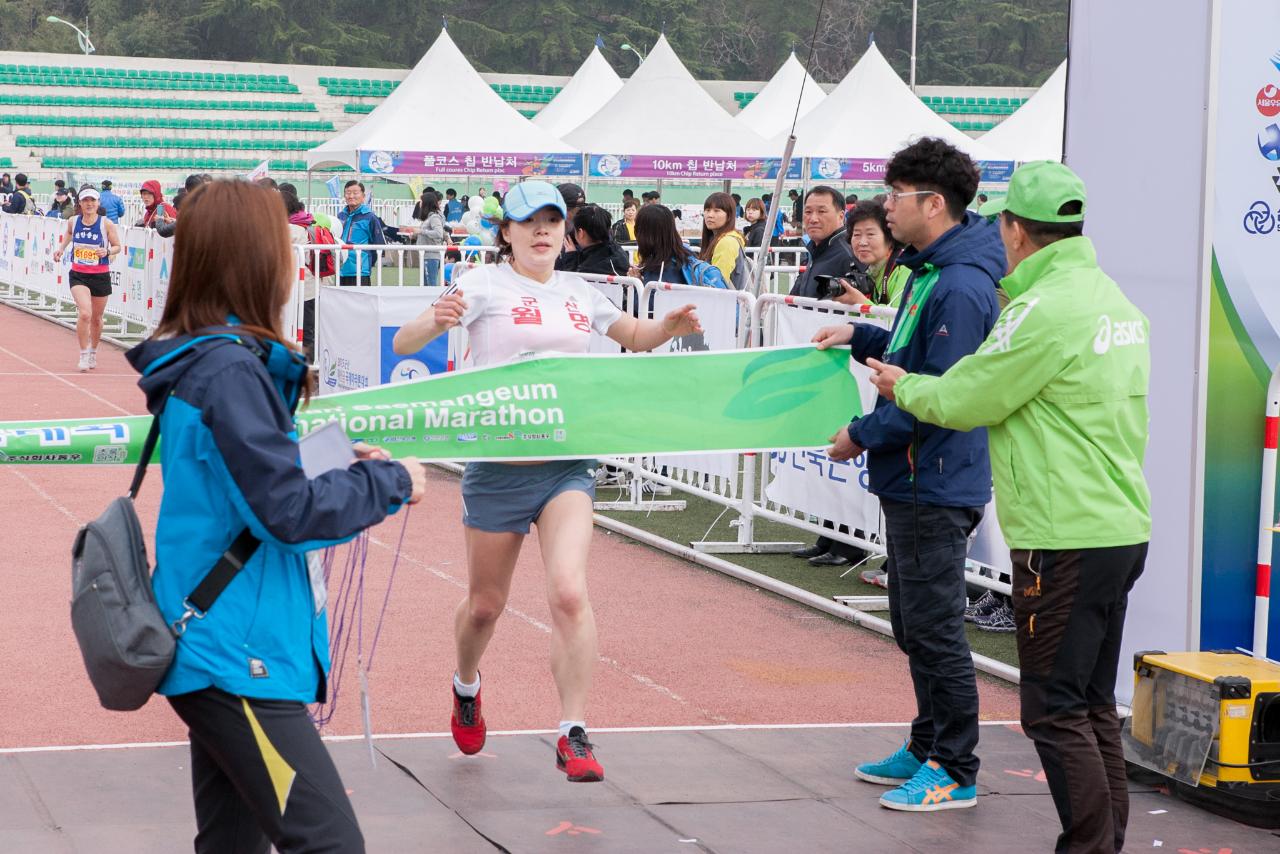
[127,334,268,634]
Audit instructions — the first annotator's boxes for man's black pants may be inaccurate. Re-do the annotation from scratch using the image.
[338,275,372,287]
[1012,544,1147,854]
[168,688,364,854]
[882,498,983,786]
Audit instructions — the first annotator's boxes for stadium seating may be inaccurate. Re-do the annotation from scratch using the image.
[320,76,563,108]
[0,94,317,112]
[39,156,349,172]
[16,135,323,151]
[920,94,1026,115]
[0,63,299,94]
[1,115,334,132]
[2,115,332,131]
[0,158,11,168]
[733,91,759,108]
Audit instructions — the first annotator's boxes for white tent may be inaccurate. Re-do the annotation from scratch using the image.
[532,46,623,139]
[306,28,577,171]
[783,42,1007,163]
[979,62,1067,162]
[564,35,775,159]
[734,53,825,139]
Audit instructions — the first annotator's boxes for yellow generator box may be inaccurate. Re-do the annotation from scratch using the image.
[1124,651,1280,827]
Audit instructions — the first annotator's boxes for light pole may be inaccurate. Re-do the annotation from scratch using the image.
[619,43,646,64]
[909,0,918,91]
[45,15,95,56]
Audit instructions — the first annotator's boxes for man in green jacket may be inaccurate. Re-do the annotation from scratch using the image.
[866,161,1151,854]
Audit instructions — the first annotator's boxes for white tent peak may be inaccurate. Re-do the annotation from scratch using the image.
[980,61,1066,163]
[784,42,1006,162]
[564,34,775,158]
[306,28,575,170]
[533,46,623,139]
[735,52,825,139]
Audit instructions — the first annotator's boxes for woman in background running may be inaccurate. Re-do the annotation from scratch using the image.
[53,187,121,371]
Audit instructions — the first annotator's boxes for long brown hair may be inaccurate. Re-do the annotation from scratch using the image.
[153,180,295,349]
[699,191,738,262]
[635,203,692,274]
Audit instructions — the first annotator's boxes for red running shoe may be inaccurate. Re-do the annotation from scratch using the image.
[556,726,604,782]
[451,685,486,755]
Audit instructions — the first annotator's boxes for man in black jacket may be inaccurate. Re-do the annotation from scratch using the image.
[1,173,34,215]
[789,186,858,299]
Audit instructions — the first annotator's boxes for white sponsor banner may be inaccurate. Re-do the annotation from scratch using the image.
[764,304,883,533]
[148,230,174,322]
[650,285,749,488]
[588,280,628,354]
[315,286,457,394]
[317,286,381,394]
[112,227,150,324]
[29,216,62,300]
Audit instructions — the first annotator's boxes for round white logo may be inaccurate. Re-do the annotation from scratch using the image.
[817,158,843,180]
[390,358,429,383]
[367,150,395,174]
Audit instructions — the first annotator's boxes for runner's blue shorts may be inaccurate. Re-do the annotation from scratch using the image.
[461,459,597,534]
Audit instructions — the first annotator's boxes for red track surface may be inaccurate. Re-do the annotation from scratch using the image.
[0,304,1019,750]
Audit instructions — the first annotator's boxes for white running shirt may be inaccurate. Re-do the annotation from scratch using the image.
[456,263,624,368]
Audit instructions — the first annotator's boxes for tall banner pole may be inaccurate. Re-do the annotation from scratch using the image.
[750,134,796,298]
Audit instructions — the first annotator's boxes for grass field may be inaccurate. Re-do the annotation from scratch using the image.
[594,480,1019,667]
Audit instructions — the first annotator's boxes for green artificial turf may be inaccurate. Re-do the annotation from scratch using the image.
[595,482,1019,668]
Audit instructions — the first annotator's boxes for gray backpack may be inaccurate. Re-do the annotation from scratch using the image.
[70,341,258,711]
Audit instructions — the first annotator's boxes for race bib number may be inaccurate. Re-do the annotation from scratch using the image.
[72,244,101,264]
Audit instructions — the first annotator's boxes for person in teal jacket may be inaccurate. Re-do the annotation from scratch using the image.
[127,180,426,854]
[868,161,1151,854]
[337,179,386,285]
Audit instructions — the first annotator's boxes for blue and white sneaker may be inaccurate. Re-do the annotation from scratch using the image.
[854,740,923,785]
[879,760,977,812]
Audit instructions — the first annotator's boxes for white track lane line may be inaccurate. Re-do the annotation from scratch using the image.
[0,343,135,415]
[0,371,135,378]
[365,533,732,724]
[0,721,1023,755]
[4,467,83,525]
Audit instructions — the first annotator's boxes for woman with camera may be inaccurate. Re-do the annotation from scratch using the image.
[831,200,909,307]
[392,181,700,784]
[128,180,427,853]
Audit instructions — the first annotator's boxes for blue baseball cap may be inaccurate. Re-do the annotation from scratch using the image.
[502,181,567,222]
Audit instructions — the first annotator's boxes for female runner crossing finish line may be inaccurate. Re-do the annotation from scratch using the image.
[394,180,701,782]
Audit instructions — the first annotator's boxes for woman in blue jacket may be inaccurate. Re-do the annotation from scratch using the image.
[127,180,426,854]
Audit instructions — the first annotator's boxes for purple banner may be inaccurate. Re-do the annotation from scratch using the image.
[359,150,582,177]
[810,156,1015,184]
[589,154,802,180]
[810,158,888,181]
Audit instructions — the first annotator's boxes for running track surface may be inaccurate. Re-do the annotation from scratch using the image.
[0,304,1019,750]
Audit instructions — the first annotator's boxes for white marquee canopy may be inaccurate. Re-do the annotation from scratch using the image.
[306,28,576,171]
[532,46,623,140]
[734,52,825,139]
[979,61,1067,162]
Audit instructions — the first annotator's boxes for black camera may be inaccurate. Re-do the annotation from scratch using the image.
[813,267,874,301]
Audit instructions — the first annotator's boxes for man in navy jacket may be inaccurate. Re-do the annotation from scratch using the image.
[815,138,1004,813]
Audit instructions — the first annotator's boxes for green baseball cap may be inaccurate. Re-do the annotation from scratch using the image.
[978,161,1087,223]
